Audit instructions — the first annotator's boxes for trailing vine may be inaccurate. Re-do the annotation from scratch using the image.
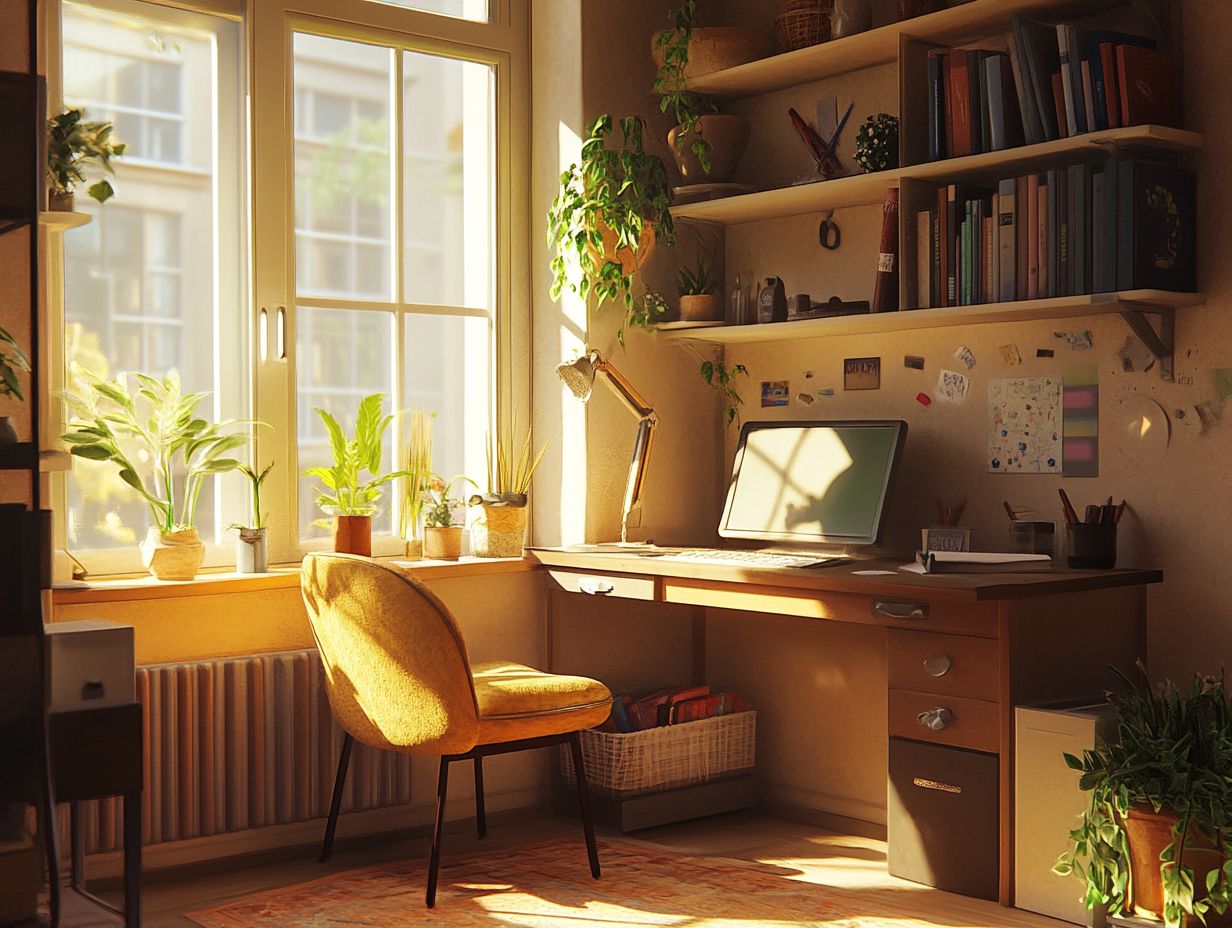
[700,357,749,426]
[653,0,717,173]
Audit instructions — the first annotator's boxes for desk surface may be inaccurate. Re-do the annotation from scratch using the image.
[528,547,1162,603]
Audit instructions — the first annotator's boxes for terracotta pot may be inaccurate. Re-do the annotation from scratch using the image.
[140,527,205,581]
[586,217,656,277]
[667,114,750,184]
[332,515,372,557]
[48,191,74,212]
[679,293,721,322]
[423,525,463,560]
[471,502,528,559]
[651,27,775,79]
[1124,805,1232,926]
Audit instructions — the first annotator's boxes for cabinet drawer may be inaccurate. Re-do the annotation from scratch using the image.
[888,630,998,701]
[546,569,656,601]
[888,689,1000,754]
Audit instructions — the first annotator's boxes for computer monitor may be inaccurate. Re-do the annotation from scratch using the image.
[718,420,907,547]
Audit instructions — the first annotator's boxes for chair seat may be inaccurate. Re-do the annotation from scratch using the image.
[471,661,612,745]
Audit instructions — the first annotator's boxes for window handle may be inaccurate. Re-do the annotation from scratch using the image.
[276,306,287,360]
[258,307,269,362]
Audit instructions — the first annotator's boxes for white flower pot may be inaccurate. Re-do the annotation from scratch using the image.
[140,527,206,581]
[236,526,268,574]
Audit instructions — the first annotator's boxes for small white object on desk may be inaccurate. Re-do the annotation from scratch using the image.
[902,551,1053,574]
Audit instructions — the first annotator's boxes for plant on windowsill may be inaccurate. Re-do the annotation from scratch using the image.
[547,114,675,345]
[304,392,407,559]
[0,325,31,444]
[232,462,273,574]
[60,370,250,581]
[46,107,126,211]
[1054,664,1232,928]
[422,473,476,561]
[677,256,721,322]
[469,419,546,559]
[399,408,434,559]
[653,1,751,185]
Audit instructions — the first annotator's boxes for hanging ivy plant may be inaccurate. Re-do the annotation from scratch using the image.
[653,0,717,173]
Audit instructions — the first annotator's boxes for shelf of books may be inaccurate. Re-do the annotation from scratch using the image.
[660,289,1200,346]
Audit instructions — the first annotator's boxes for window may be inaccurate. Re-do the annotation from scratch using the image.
[373,0,489,24]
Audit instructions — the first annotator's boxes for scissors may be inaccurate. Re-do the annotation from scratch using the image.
[789,101,854,177]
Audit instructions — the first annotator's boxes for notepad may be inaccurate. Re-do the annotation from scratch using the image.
[901,551,1054,574]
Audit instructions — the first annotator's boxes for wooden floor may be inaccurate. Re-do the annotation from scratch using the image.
[57,811,1071,927]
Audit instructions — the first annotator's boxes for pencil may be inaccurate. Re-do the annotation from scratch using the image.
[1058,488,1079,525]
[1003,501,1018,521]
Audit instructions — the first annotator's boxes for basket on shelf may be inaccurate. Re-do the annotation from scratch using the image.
[561,711,756,799]
[776,1,831,51]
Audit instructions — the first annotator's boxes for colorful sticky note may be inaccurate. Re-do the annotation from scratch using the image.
[1063,363,1100,477]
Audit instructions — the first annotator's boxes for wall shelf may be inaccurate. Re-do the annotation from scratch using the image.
[686,0,1128,98]
[671,125,1202,226]
[38,210,92,231]
[659,289,1201,346]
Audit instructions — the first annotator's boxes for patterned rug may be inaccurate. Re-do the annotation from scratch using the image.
[188,837,949,928]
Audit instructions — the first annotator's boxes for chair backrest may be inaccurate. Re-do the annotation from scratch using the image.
[300,553,480,755]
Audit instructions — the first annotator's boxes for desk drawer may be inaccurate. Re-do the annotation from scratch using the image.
[546,569,656,601]
[888,689,1000,754]
[888,630,998,701]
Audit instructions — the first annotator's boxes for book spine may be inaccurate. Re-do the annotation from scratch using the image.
[928,52,946,162]
[872,187,900,313]
[1100,41,1121,128]
[917,209,932,308]
[963,200,973,304]
[1090,43,1109,131]
[1018,15,1059,141]
[1117,160,1135,290]
[1027,173,1040,299]
[1037,176,1049,299]
[983,209,994,304]
[1081,164,1093,294]
[987,55,1006,151]
[946,184,958,304]
[1008,25,1043,145]
[1081,59,1096,135]
[1058,25,1078,137]
[1047,169,1059,298]
[1102,159,1119,292]
[990,191,1001,301]
[949,49,972,159]
[975,51,991,154]
[998,178,1016,302]
[1116,46,1132,129]
[1016,175,1029,300]
[933,188,945,307]
[1052,71,1069,139]
[1058,167,1070,296]
[1092,170,1105,293]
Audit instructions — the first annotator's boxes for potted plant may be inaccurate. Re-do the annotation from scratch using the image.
[422,474,475,560]
[470,420,546,559]
[1055,664,1232,928]
[650,3,774,81]
[304,393,406,558]
[46,108,125,211]
[233,462,273,574]
[677,256,721,321]
[548,114,675,343]
[653,1,752,184]
[400,408,434,559]
[0,325,31,444]
[61,371,249,580]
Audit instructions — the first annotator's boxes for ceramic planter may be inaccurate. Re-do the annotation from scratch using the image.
[679,293,721,322]
[1124,805,1232,926]
[0,417,16,444]
[588,217,656,277]
[140,527,206,581]
[667,114,751,184]
[423,525,464,560]
[650,27,774,79]
[471,494,528,558]
[48,191,74,212]
[332,515,372,557]
[235,526,268,574]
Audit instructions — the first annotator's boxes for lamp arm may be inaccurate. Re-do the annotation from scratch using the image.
[594,358,655,420]
[621,415,657,545]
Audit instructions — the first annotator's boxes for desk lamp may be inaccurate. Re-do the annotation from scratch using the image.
[556,350,657,546]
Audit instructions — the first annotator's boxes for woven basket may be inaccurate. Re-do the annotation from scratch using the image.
[560,711,756,799]
[776,7,831,51]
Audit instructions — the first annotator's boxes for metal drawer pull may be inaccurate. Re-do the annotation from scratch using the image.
[923,653,952,677]
[917,707,954,731]
[578,578,615,596]
[872,599,929,620]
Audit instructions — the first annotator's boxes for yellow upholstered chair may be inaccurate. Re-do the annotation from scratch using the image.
[300,552,612,907]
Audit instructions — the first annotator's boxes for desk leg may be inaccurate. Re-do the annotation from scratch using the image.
[691,607,707,686]
[123,790,141,928]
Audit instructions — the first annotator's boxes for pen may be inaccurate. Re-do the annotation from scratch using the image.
[1003,500,1018,521]
[1058,489,1079,525]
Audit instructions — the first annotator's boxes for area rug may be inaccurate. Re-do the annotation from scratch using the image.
[188,837,947,928]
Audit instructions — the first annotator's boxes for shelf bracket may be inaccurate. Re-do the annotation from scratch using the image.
[1120,303,1175,382]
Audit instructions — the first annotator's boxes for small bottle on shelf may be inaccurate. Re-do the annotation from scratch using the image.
[729,273,746,326]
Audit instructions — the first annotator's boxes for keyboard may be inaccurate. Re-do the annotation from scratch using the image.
[654,549,850,570]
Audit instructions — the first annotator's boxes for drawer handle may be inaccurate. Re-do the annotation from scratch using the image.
[872,599,929,621]
[923,653,952,677]
[578,578,615,596]
[917,707,954,731]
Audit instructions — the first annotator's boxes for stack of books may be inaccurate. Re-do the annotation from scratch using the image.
[914,159,1195,309]
[602,684,751,733]
[925,15,1178,162]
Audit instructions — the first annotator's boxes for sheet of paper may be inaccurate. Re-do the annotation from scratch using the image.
[935,369,969,404]
[988,376,1062,473]
[853,569,897,576]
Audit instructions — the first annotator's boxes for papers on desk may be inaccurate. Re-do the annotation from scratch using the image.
[902,551,1054,574]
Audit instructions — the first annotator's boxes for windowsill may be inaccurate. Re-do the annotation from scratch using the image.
[51,555,534,604]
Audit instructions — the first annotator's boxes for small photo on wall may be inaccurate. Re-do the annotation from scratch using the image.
[761,380,790,407]
[844,357,881,391]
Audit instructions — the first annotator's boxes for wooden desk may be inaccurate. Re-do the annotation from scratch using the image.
[530,548,1161,906]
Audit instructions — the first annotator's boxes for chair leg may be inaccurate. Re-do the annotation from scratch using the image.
[473,756,486,839]
[39,731,60,928]
[568,731,601,880]
[426,757,450,908]
[319,733,353,863]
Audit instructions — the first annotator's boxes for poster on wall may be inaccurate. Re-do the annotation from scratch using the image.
[988,377,1062,473]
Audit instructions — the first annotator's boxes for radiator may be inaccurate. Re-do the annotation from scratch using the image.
[67,649,412,854]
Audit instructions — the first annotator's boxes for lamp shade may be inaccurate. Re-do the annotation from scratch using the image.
[555,353,597,401]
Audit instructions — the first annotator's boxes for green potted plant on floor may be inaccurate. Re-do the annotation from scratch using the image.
[304,393,407,558]
[470,419,546,559]
[422,473,476,560]
[233,462,273,574]
[0,325,31,444]
[46,108,125,211]
[61,370,249,580]
[1054,664,1232,928]
[548,114,674,344]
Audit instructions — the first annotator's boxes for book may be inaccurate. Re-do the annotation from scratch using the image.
[997,178,1017,302]
[1037,175,1049,299]
[1051,71,1069,139]
[1092,170,1105,293]
[1116,160,1197,292]
[1007,27,1043,145]
[1013,15,1062,141]
[948,48,974,158]
[1081,59,1096,135]
[907,551,1053,574]
[1027,173,1040,299]
[989,192,1000,301]
[1046,169,1060,298]
[1069,163,1089,295]
[1117,46,1179,127]
[1090,33,1154,129]
[1100,159,1119,293]
[945,184,958,304]
[873,187,900,313]
[983,206,994,304]
[1057,24,1081,137]
[932,192,944,307]
[916,209,933,308]
[1057,166,1070,297]
[986,53,1024,152]
[974,49,991,154]
[927,50,948,162]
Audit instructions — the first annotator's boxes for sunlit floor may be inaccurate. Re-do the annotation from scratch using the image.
[57,811,1070,927]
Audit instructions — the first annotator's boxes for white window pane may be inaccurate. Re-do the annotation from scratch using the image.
[403,52,493,309]
[374,0,488,23]
[296,308,396,541]
[402,314,490,489]
[294,34,393,301]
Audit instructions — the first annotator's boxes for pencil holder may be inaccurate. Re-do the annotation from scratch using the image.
[1065,523,1117,569]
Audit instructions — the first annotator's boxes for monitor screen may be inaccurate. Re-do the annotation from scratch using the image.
[719,420,907,546]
